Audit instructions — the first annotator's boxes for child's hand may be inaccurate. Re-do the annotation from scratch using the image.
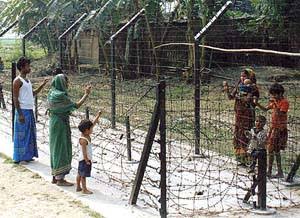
[223,81,229,91]
[97,110,102,117]
[85,159,91,165]
[85,85,92,95]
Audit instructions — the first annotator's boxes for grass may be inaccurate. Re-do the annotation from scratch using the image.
[0,38,47,68]
[0,153,15,164]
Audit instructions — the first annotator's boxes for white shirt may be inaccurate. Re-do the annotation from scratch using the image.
[248,128,267,150]
[17,76,34,110]
[78,137,93,161]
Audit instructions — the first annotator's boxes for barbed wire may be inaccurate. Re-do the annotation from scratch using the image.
[1,6,300,215]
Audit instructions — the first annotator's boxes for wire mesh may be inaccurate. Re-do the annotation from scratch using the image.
[0,1,300,217]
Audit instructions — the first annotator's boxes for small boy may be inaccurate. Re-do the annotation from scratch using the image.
[255,83,289,178]
[245,115,268,173]
[76,111,101,194]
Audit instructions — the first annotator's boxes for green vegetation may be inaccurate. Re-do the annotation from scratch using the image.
[0,38,47,68]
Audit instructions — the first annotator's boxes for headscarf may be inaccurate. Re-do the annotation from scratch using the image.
[245,68,256,84]
[47,74,77,114]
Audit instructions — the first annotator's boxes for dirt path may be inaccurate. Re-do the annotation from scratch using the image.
[0,154,103,218]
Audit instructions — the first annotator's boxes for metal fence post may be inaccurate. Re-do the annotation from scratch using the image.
[11,62,16,141]
[159,81,167,218]
[257,148,267,210]
[59,39,63,68]
[22,38,26,57]
[58,13,87,69]
[126,116,132,161]
[194,40,201,155]
[22,17,48,58]
[111,39,116,129]
[108,9,145,129]
[35,96,38,122]
[85,107,90,120]
[193,0,232,155]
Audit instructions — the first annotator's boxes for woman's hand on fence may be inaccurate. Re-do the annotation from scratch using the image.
[42,78,50,85]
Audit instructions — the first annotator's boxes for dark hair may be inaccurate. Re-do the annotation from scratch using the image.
[256,115,266,125]
[78,119,93,133]
[17,57,30,71]
[242,69,250,77]
[269,83,284,95]
[54,68,64,75]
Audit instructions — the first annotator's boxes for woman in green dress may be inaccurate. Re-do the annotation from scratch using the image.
[47,73,91,186]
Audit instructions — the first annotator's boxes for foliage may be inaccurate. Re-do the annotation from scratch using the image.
[1,0,299,69]
[0,39,46,67]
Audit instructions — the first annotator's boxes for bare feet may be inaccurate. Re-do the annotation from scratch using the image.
[51,176,57,184]
[57,180,74,186]
[76,187,82,192]
[19,161,28,165]
[82,189,93,194]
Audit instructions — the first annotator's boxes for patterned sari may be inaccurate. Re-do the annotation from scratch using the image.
[47,74,77,177]
[229,85,258,156]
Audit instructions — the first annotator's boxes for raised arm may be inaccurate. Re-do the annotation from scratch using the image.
[254,97,271,112]
[33,78,49,96]
[92,111,102,126]
[223,81,237,100]
[76,85,92,108]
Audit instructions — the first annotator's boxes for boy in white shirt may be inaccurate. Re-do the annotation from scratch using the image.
[245,115,268,173]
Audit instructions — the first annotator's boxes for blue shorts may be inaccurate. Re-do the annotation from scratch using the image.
[78,160,92,177]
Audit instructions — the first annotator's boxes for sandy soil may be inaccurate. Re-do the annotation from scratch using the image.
[0,156,102,218]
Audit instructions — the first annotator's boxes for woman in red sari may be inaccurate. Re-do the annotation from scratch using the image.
[224,69,259,165]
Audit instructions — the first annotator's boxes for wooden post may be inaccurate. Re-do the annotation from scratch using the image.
[129,84,161,205]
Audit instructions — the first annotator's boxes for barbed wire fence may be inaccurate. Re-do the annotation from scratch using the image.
[1,1,300,217]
